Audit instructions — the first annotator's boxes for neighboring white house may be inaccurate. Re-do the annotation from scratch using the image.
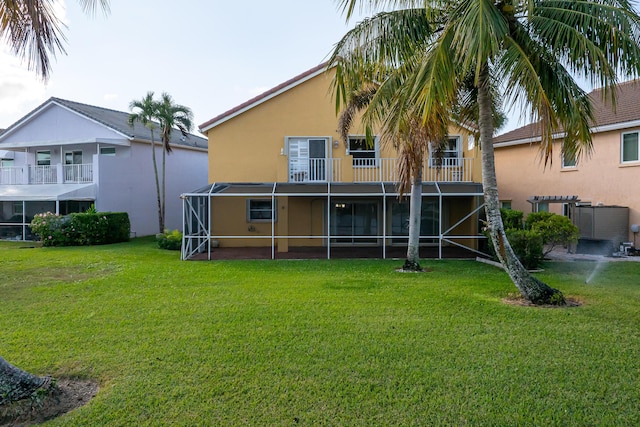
[0,97,208,239]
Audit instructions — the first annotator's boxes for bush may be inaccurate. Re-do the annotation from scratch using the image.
[30,211,130,246]
[506,229,544,270]
[525,212,579,255]
[485,209,544,269]
[500,208,524,229]
[157,229,182,251]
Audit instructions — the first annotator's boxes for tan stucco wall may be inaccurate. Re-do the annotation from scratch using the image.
[494,128,640,241]
[205,68,481,184]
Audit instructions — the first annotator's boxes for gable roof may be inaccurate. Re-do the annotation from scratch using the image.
[199,62,329,133]
[494,79,640,146]
[0,97,208,149]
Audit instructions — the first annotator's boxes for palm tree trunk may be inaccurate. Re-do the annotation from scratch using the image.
[0,356,51,405]
[150,133,163,233]
[161,140,167,233]
[477,65,564,305]
[403,169,422,271]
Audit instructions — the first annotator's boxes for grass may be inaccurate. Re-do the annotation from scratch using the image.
[1,238,640,426]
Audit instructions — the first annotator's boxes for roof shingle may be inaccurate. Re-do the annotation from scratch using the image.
[494,79,640,144]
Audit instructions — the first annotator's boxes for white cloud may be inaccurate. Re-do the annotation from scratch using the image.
[0,48,48,127]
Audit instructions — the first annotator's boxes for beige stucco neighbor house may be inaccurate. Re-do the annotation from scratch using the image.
[493,80,640,246]
[182,64,487,260]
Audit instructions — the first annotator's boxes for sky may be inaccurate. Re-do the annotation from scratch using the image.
[1,0,534,134]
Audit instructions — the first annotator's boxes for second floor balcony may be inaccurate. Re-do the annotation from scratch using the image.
[288,157,474,184]
[0,163,94,185]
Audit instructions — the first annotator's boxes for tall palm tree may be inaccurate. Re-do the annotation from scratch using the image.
[336,83,437,271]
[128,92,163,233]
[331,0,640,304]
[0,0,109,80]
[155,92,193,232]
[1,0,110,405]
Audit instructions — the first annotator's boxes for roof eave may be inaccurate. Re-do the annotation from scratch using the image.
[199,63,330,133]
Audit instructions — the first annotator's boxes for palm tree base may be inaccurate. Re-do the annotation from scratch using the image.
[520,276,566,305]
[401,259,422,272]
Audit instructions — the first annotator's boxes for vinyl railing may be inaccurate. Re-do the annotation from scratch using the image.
[354,157,473,183]
[63,163,94,183]
[2,163,95,184]
[29,165,57,184]
[0,166,26,184]
[289,158,342,183]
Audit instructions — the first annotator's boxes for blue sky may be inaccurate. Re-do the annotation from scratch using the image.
[1,0,538,133]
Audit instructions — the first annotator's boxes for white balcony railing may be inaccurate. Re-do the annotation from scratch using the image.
[353,158,395,182]
[353,157,473,183]
[0,166,26,184]
[29,165,57,184]
[63,163,93,183]
[289,158,341,183]
[1,163,95,184]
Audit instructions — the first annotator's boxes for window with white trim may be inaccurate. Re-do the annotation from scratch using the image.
[100,147,116,156]
[429,136,461,167]
[1,158,14,167]
[348,136,378,167]
[622,131,639,163]
[500,200,512,210]
[247,199,275,222]
[536,202,549,213]
[562,151,576,168]
[36,151,51,166]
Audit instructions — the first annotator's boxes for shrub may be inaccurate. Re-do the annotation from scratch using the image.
[157,229,182,251]
[485,209,544,269]
[500,208,524,229]
[30,212,70,247]
[525,212,579,255]
[30,211,130,246]
[506,229,544,270]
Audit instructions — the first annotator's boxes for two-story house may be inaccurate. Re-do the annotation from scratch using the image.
[0,97,208,239]
[182,64,486,260]
[493,80,640,245]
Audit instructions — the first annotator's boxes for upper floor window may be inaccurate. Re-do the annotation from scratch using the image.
[100,147,116,156]
[562,151,576,168]
[36,151,51,166]
[622,132,639,163]
[0,158,14,167]
[348,136,378,167]
[429,136,461,167]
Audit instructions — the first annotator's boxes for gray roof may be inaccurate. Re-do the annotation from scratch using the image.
[3,97,207,149]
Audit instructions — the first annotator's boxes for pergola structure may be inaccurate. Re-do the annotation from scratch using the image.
[181,182,487,260]
[528,195,580,215]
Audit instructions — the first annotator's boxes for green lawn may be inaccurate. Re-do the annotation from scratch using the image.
[1,238,639,426]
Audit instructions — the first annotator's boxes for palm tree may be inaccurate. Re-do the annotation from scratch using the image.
[0,0,110,405]
[335,83,437,271]
[0,0,109,80]
[128,92,163,233]
[331,0,640,304]
[155,92,194,233]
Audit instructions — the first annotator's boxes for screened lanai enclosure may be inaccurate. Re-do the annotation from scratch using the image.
[181,182,487,260]
[0,185,95,240]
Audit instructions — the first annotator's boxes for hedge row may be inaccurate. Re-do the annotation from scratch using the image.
[30,212,130,246]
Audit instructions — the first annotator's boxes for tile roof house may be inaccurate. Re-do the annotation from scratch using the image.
[0,97,208,239]
[493,80,640,245]
[182,64,488,260]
